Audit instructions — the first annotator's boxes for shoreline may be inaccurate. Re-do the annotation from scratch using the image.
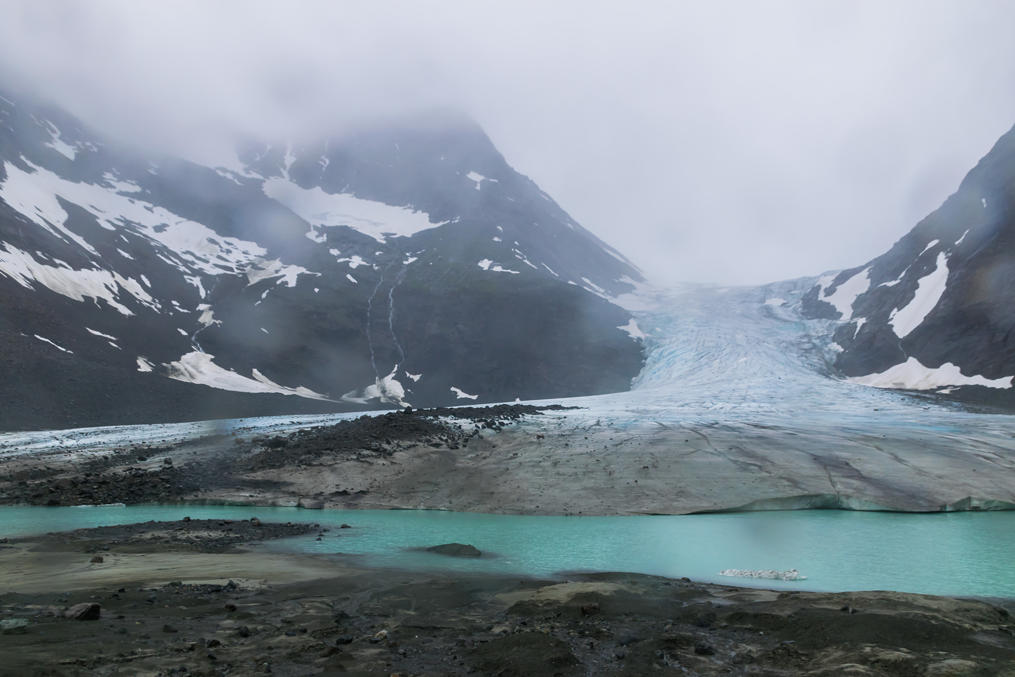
[1,519,1013,675]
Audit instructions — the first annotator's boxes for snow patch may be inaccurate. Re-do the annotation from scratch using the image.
[166,351,331,400]
[341,367,408,406]
[405,371,421,382]
[0,243,156,316]
[33,334,72,353]
[346,273,358,284]
[617,318,646,340]
[822,268,870,319]
[44,123,77,160]
[465,171,495,190]
[85,327,117,341]
[848,357,1013,390]
[262,177,446,243]
[245,258,314,287]
[889,252,948,339]
[450,386,478,400]
[477,258,519,274]
[136,356,154,372]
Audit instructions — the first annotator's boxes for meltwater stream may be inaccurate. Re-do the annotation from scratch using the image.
[3,504,1015,599]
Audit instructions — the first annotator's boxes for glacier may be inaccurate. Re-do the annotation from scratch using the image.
[3,279,1015,514]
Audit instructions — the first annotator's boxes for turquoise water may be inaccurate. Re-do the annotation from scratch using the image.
[2,504,1014,598]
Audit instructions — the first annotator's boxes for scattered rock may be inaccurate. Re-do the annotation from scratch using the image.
[926,659,981,676]
[64,603,101,621]
[89,555,104,564]
[695,642,715,656]
[0,618,28,635]
[425,543,482,558]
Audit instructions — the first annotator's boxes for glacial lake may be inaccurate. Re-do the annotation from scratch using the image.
[2,504,1014,599]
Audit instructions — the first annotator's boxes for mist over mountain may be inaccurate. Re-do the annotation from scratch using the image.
[0,87,645,430]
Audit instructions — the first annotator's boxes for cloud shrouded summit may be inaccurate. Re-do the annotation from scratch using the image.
[2,0,1015,285]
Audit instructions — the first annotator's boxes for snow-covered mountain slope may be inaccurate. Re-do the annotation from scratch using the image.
[0,89,644,430]
[801,122,1015,405]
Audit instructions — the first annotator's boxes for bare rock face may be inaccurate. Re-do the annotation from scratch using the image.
[802,121,1015,407]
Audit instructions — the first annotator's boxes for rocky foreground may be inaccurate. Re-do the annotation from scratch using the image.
[1,519,1013,676]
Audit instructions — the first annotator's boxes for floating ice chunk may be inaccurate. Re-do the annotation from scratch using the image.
[617,318,646,340]
[848,357,1013,390]
[33,334,72,353]
[719,568,806,581]
[262,177,446,243]
[889,252,948,338]
[450,386,478,400]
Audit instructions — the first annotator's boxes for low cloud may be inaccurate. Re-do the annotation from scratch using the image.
[2,0,1014,285]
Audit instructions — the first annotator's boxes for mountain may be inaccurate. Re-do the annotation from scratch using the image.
[802,122,1015,403]
[0,89,646,431]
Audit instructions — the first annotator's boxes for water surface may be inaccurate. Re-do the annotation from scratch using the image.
[3,504,1014,598]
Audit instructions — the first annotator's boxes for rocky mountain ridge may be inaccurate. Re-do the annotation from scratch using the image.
[0,88,645,430]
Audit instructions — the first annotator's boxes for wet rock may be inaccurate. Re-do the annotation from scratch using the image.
[694,642,715,656]
[237,625,251,638]
[926,659,981,676]
[425,542,482,558]
[89,555,104,563]
[64,603,101,620]
[0,618,28,635]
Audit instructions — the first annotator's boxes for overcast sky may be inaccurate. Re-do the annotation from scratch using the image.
[2,0,1015,285]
